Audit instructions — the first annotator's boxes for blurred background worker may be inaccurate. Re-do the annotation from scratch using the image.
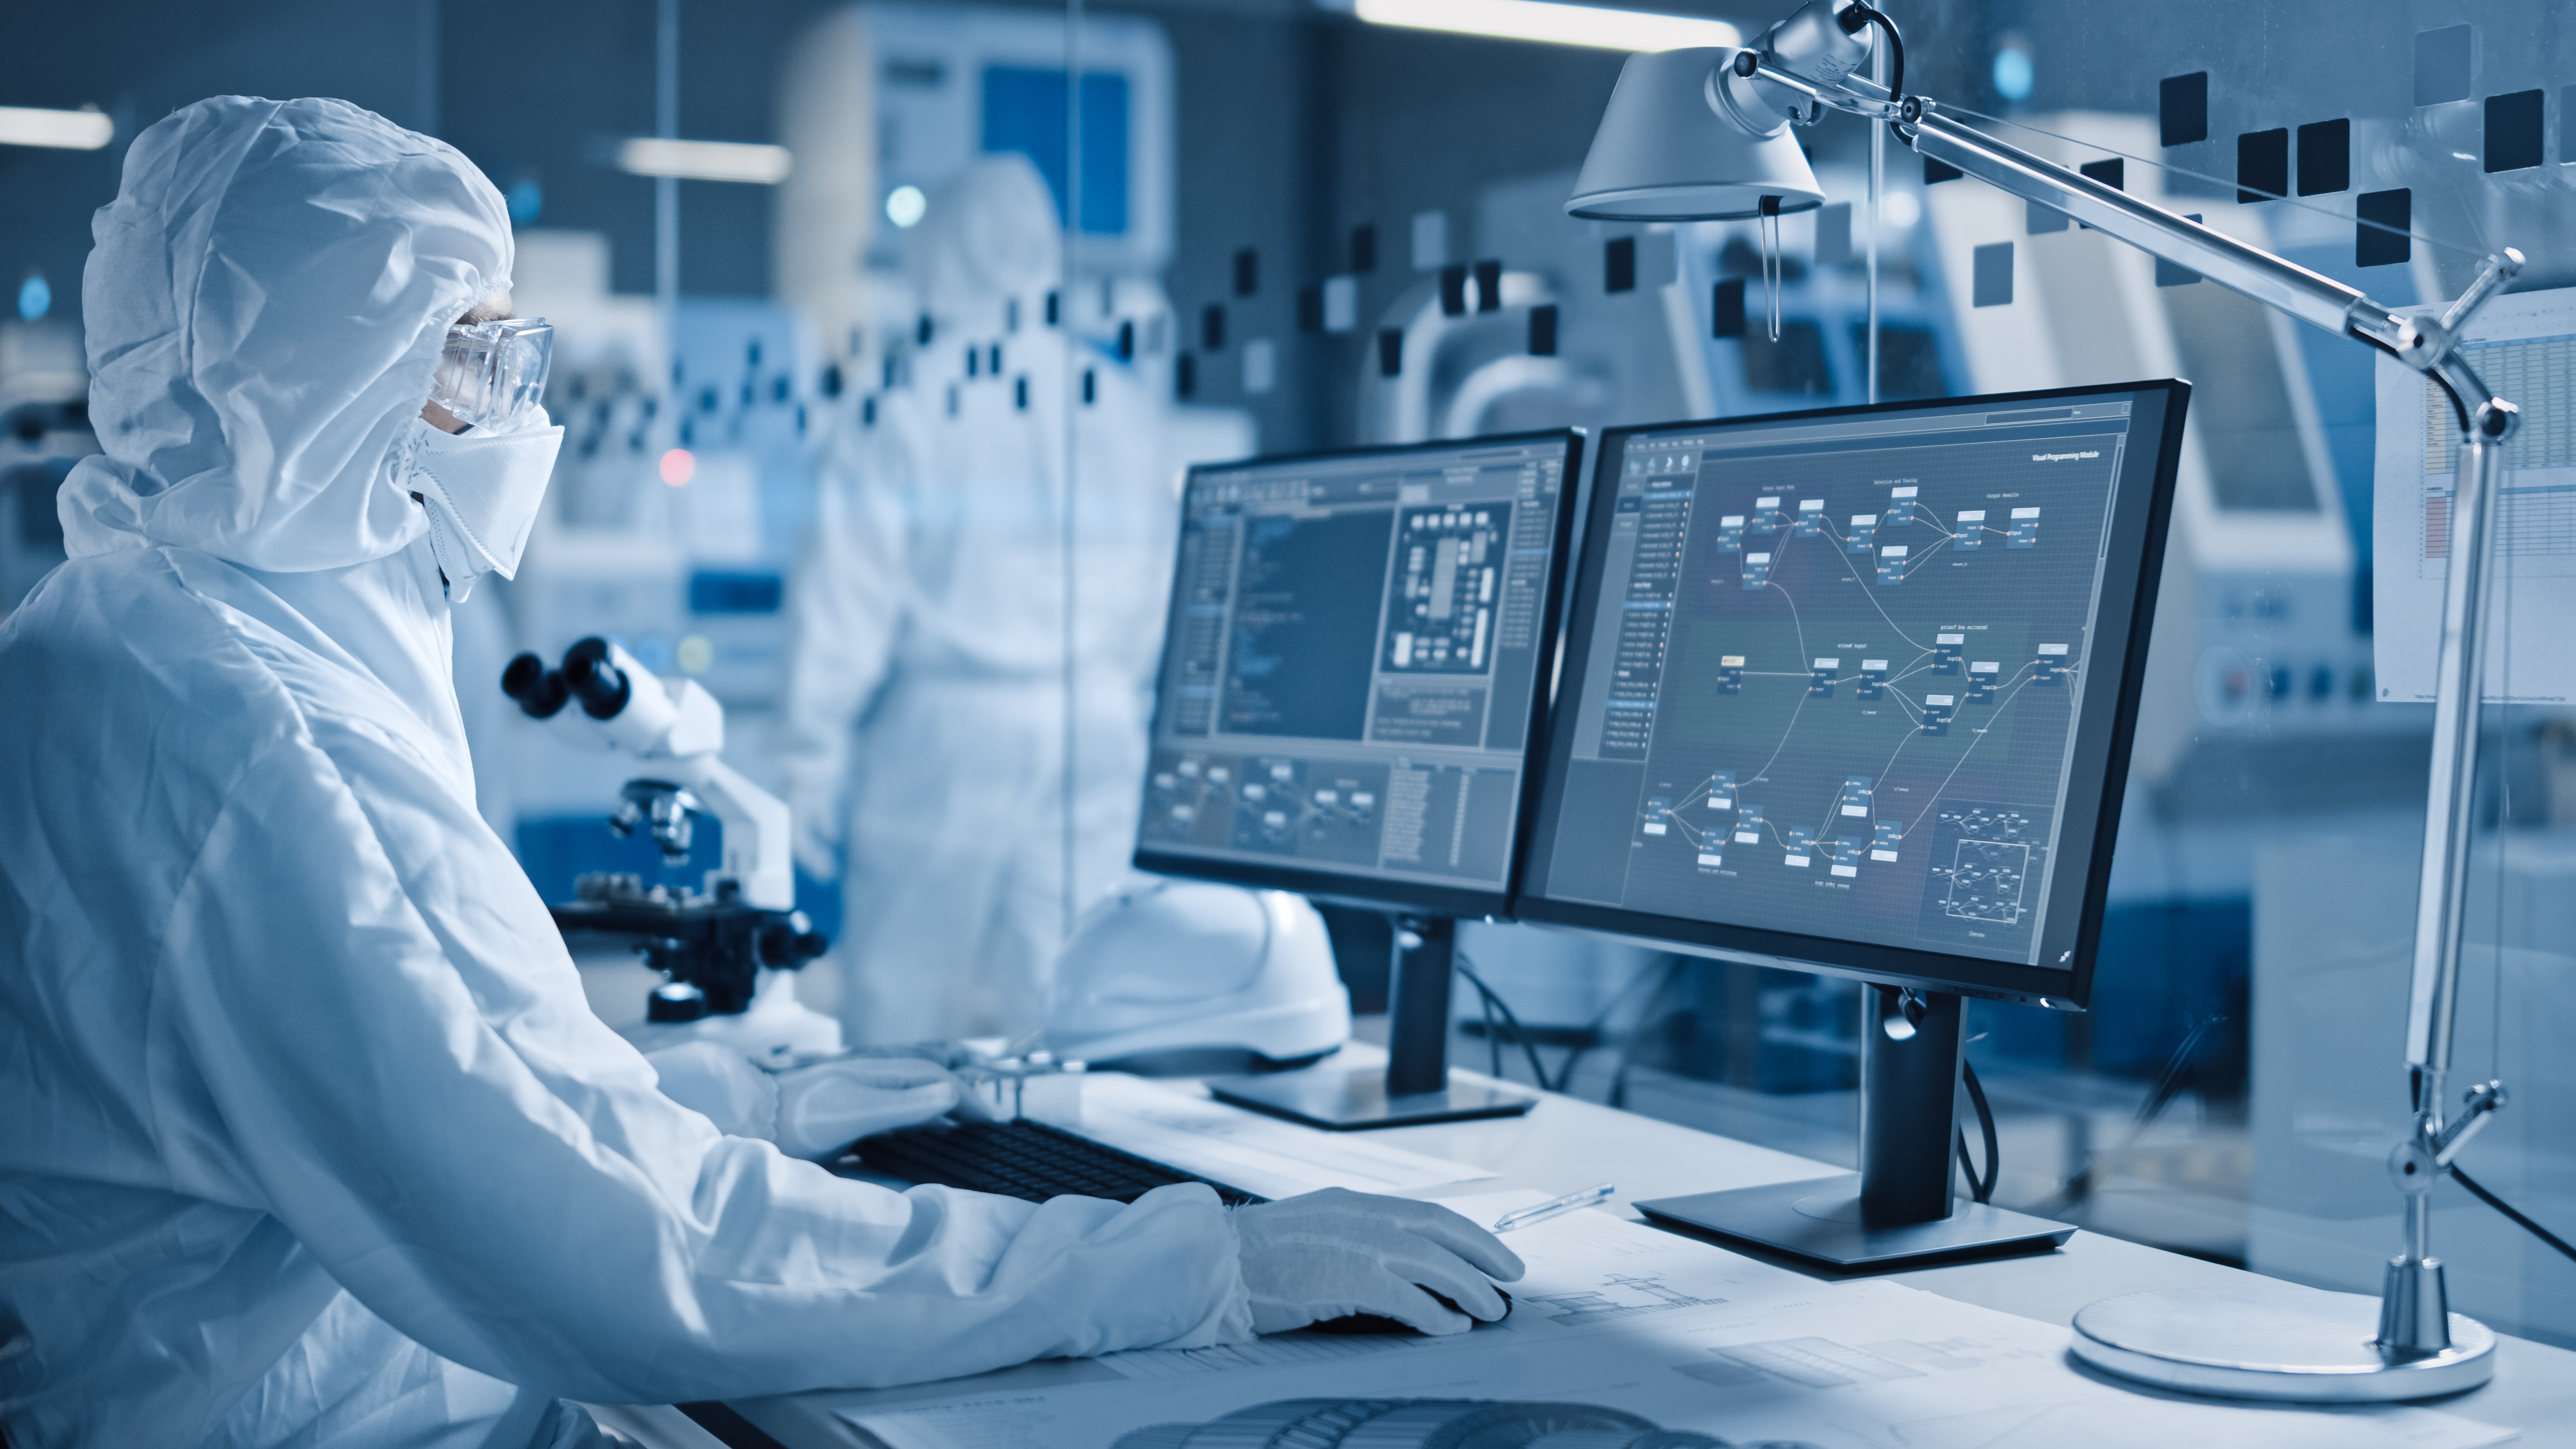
[782,154,1180,1046]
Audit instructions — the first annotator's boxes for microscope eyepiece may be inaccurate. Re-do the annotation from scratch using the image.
[501,652,571,718]
[562,637,632,720]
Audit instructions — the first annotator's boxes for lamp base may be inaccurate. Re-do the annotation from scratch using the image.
[1208,1067,1534,1130]
[1635,1175,2073,1268]
[2071,1285,2496,1403]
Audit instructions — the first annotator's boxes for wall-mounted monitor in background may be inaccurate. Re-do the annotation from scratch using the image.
[1515,382,2188,1264]
[1134,430,1585,1127]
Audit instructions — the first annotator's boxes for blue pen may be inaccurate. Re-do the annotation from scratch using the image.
[1493,1182,1617,1233]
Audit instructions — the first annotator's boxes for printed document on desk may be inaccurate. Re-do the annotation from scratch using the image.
[2376,284,2576,703]
[1037,1073,1496,1200]
[845,1276,2513,1449]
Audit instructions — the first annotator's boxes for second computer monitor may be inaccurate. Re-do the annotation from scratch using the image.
[1133,431,1583,918]
[1515,384,2188,1009]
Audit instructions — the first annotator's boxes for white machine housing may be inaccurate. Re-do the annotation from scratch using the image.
[1046,879,1351,1074]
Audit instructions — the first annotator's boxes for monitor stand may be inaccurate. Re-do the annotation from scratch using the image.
[1209,914,1537,1131]
[1635,987,2074,1269]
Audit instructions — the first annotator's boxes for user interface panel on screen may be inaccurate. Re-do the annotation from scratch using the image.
[1535,396,2151,970]
[1141,437,1571,895]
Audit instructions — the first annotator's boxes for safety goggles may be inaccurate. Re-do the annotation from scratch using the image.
[427,316,555,431]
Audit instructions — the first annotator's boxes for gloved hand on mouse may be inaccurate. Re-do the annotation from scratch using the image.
[1232,1186,1526,1335]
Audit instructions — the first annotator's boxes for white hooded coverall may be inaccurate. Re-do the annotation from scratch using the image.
[781,154,1178,1045]
[0,97,1249,1449]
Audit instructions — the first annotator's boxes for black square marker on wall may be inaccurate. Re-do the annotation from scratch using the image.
[1297,285,1323,333]
[2415,25,2472,107]
[1117,320,1135,361]
[2156,217,2204,287]
[1924,156,1963,184]
[1376,328,1403,377]
[1474,259,1503,311]
[1604,236,1637,293]
[1350,224,1377,274]
[1528,304,1558,356]
[2297,119,2350,194]
[2160,72,2209,146]
[1971,242,2014,307]
[2027,199,2068,234]
[2238,128,2289,201]
[1439,264,1468,316]
[1175,352,1197,398]
[1713,277,1746,337]
[2080,157,2124,190]
[2486,90,2543,172]
[1201,305,1226,351]
[1233,249,1258,297]
[2358,189,2410,267]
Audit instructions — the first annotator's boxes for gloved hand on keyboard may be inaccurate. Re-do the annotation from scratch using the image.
[1232,1187,1526,1335]
[773,1055,996,1158]
[648,1042,992,1160]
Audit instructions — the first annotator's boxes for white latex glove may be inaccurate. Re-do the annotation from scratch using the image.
[771,1055,995,1160]
[646,1040,780,1140]
[1232,1187,1526,1336]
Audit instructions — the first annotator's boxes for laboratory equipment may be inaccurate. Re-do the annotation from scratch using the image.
[1046,879,1351,1076]
[1556,0,2531,1397]
[1133,431,1586,1128]
[502,635,836,1064]
[850,1118,1265,1206]
[1515,382,2191,1266]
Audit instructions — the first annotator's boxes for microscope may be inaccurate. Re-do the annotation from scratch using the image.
[503,637,840,1064]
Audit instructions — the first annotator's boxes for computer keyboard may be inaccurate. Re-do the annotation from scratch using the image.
[845,1118,1267,1206]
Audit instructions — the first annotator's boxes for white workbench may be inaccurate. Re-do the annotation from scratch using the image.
[663,1054,2576,1448]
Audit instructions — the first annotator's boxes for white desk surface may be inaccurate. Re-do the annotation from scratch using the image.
[718,1057,2576,1447]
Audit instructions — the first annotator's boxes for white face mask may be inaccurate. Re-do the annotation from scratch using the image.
[403,415,564,602]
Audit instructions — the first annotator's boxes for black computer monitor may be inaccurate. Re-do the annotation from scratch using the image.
[1514,382,2188,1264]
[1134,430,1586,1128]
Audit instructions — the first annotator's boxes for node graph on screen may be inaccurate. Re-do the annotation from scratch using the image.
[1512,383,2186,1268]
[1522,382,2187,1007]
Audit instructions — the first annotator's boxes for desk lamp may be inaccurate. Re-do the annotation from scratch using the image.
[1567,0,2524,1404]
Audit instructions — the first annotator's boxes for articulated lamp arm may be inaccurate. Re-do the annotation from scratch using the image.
[1722,0,2527,1365]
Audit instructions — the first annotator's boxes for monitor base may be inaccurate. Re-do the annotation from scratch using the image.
[1636,1174,2074,1268]
[1209,1067,1536,1130]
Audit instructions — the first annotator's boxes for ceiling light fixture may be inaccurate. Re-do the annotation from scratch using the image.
[615,138,793,185]
[1353,0,1739,53]
[0,106,113,150]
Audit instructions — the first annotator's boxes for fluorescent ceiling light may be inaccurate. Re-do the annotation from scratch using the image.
[0,106,114,150]
[615,137,793,185]
[1353,0,1740,51]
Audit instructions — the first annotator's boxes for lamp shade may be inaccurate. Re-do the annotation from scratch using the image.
[1566,47,1826,221]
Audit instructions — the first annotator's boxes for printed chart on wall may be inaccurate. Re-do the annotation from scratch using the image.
[839,1190,2513,1449]
[2376,285,2576,704]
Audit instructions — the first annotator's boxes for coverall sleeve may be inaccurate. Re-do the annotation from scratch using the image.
[777,425,915,858]
[152,713,1252,1403]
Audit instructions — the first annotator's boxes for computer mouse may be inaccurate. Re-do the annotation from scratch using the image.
[1306,1287,1511,1335]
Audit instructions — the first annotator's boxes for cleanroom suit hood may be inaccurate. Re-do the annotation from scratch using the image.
[0,96,1250,1449]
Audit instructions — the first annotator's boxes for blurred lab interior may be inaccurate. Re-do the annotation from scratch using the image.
[6,0,2575,1380]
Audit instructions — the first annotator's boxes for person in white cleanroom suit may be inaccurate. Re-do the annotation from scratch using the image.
[0,98,1519,1449]
[782,153,1179,1045]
